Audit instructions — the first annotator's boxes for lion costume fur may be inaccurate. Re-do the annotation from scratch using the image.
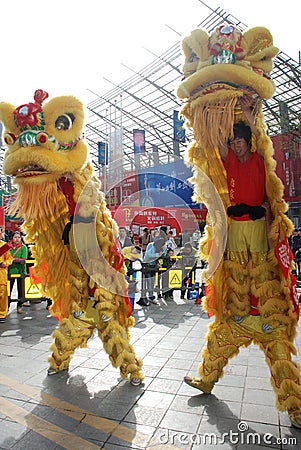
[178,24,301,416]
[0,91,143,383]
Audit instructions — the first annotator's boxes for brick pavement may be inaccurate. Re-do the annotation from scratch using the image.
[0,293,301,449]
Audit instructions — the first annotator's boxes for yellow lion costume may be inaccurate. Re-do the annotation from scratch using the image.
[178,25,301,427]
[0,90,143,385]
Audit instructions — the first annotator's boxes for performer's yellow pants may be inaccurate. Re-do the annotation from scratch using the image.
[225,217,283,323]
[199,316,301,412]
[227,218,268,256]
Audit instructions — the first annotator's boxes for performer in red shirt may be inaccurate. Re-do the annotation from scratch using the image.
[179,25,301,429]
[218,97,272,319]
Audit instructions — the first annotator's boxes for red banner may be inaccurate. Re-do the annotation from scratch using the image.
[274,237,294,279]
[110,205,207,236]
[271,133,301,202]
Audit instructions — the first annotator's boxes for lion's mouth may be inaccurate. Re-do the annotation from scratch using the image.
[14,164,49,177]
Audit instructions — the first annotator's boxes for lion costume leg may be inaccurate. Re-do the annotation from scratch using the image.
[235,317,301,422]
[185,318,252,392]
[0,284,9,319]
[48,312,95,373]
[48,301,143,384]
[187,316,301,413]
[259,335,301,414]
[97,317,143,384]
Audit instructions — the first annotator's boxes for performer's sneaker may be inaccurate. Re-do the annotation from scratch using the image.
[130,377,142,386]
[233,315,245,323]
[47,368,67,376]
[184,376,214,394]
[262,323,272,333]
[101,313,114,322]
[288,410,301,429]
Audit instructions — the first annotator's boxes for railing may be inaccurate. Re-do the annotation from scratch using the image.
[127,255,205,303]
[8,259,43,302]
[7,256,206,305]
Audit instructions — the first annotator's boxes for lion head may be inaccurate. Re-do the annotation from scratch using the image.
[178,25,278,101]
[0,90,88,185]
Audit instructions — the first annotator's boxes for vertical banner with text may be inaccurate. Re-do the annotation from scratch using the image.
[97,142,108,166]
[108,127,124,190]
[173,110,186,143]
[133,129,146,154]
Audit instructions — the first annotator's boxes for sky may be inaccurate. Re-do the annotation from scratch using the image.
[0,0,300,106]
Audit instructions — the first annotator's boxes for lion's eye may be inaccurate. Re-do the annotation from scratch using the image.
[55,113,75,130]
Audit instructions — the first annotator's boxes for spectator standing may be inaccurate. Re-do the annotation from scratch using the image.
[294,247,301,279]
[291,228,301,256]
[122,245,142,312]
[182,229,191,246]
[118,226,132,249]
[159,226,168,241]
[8,231,29,314]
[149,228,157,242]
[191,227,201,249]
[179,242,198,300]
[138,228,150,255]
[153,229,161,241]
[137,237,165,306]
[161,248,176,301]
[129,230,135,244]
[165,230,177,252]
[289,229,298,250]
[0,240,13,323]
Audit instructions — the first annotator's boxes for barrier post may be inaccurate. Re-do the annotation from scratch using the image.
[140,262,148,302]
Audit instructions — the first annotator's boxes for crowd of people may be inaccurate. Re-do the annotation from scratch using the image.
[1,221,299,323]
[0,224,204,324]
[119,224,204,309]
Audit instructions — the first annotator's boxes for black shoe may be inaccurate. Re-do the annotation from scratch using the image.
[0,318,6,323]
[136,298,150,306]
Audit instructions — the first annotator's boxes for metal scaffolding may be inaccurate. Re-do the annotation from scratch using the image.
[86,2,301,178]
[0,1,300,192]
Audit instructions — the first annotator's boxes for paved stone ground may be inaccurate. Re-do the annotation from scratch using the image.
[0,292,301,450]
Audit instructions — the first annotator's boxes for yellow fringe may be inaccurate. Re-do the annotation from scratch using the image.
[181,93,296,339]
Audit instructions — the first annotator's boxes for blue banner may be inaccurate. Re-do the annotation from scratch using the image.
[138,160,198,209]
[133,129,146,154]
[173,110,186,143]
[98,142,108,165]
